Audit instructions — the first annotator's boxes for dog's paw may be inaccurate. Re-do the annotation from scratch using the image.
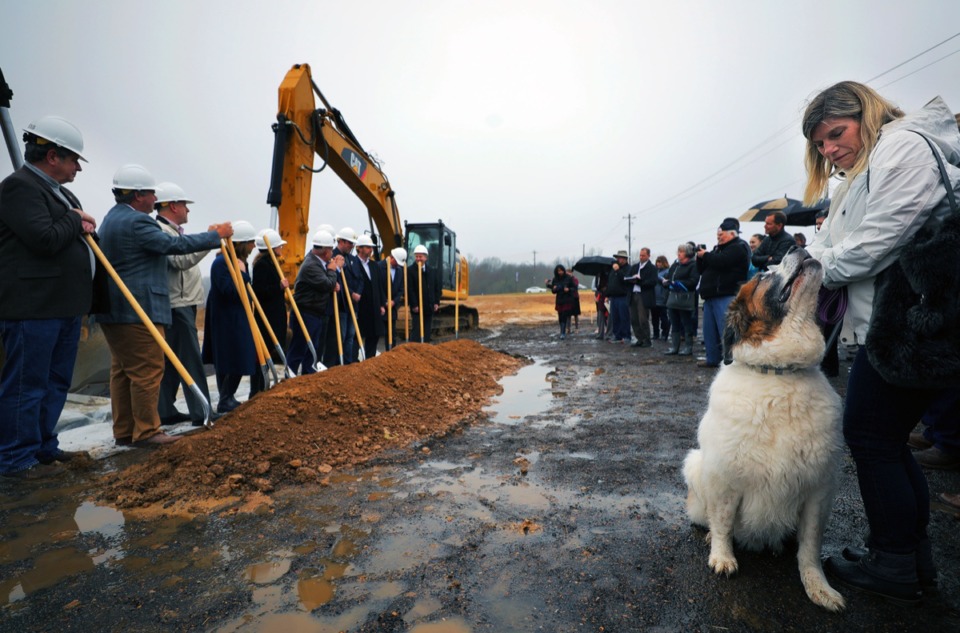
[807,584,845,612]
[802,571,846,612]
[708,553,738,576]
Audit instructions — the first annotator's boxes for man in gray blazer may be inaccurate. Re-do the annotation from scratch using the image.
[154,182,216,426]
[95,165,232,448]
[0,116,98,479]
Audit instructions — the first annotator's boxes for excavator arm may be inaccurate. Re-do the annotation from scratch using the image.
[266,63,474,331]
[266,63,402,281]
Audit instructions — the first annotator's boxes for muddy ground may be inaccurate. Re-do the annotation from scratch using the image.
[1,297,959,632]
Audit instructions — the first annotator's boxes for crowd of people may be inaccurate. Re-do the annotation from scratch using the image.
[0,115,439,479]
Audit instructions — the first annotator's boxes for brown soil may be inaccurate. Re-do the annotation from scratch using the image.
[469,292,597,326]
[99,339,524,515]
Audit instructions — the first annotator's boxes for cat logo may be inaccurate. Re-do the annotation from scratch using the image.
[341,148,367,179]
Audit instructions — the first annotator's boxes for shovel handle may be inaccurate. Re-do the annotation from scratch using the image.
[263,233,316,370]
[85,234,210,423]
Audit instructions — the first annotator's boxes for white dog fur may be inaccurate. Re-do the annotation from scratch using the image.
[683,249,845,611]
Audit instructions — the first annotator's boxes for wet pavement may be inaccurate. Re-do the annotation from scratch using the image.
[1,323,959,632]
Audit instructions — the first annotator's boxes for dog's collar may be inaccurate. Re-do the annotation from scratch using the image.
[750,364,807,375]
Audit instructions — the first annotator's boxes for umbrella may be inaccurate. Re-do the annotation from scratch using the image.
[572,255,615,276]
[739,196,830,226]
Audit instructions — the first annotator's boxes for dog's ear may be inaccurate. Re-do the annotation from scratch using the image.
[723,288,751,364]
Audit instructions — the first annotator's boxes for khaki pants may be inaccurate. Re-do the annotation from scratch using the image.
[101,323,165,442]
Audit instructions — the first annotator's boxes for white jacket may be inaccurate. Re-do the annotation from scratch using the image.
[157,215,209,308]
[807,97,960,345]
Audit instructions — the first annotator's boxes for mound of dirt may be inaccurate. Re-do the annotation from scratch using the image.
[99,340,524,513]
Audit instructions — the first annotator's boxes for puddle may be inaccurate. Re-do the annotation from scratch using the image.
[74,501,125,538]
[409,618,472,633]
[245,559,292,584]
[484,360,554,425]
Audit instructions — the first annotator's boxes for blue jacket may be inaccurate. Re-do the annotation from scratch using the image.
[202,253,257,375]
[95,204,219,325]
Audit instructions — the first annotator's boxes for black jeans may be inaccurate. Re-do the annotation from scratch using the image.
[843,347,943,554]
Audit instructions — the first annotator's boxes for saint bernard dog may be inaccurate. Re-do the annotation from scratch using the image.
[683,247,845,611]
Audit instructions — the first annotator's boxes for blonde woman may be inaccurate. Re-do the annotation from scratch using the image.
[803,81,960,604]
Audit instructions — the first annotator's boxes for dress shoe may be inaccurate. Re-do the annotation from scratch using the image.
[631,340,652,348]
[160,412,192,425]
[1,462,66,480]
[217,397,242,414]
[37,449,90,464]
[132,432,181,448]
[825,551,921,606]
[939,492,960,511]
[115,436,133,447]
[907,431,933,450]
[913,446,960,470]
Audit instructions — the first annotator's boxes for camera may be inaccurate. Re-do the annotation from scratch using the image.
[698,244,707,251]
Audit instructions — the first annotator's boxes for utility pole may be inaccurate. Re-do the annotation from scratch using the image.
[623,214,636,257]
[532,250,537,282]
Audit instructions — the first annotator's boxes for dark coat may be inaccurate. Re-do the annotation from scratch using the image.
[202,253,257,375]
[697,238,750,299]
[407,262,441,311]
[751,229,795,270]
[333,248,365,313]
[0,166,92,319]
[547,274,576,313]
[665,259,700,310]
[356,256,386,338]
[292,251,337,317]
[605,263,631,297]
[95,203,220,325]
[252,254,288,343]
[626,261,660,308]
[378,260,405,321]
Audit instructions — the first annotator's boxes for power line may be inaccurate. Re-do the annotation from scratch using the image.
[627,31,960,221]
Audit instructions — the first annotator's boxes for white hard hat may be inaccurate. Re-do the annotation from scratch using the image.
[232,220,257,242]
[391,247,407,263]
[413,244,429,255]
[256,228,286,250]
[335,226,356,243]
[23,115,87,161]
[316,223,335,234]
[112,164,157,191]
[355,234,374,248]
[155,181,194,205]
[312,230,335,248]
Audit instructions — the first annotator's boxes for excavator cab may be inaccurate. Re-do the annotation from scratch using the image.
[403,220,477,332]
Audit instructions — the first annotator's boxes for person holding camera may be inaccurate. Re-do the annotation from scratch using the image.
[695,218,750,368]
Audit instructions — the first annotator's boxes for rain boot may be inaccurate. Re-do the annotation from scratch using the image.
[679,338,693,356]
[825,549,922,605]
[664,332,680,355]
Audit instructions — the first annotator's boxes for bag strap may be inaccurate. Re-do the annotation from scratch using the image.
[911,130,959,215]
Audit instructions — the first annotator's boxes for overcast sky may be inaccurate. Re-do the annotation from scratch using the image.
[3,0,960,265]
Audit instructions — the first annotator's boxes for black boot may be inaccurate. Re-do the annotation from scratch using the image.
[679,340,693,356]
[825,549,922,605]
[663,332,680,355]
[842,540,938,590]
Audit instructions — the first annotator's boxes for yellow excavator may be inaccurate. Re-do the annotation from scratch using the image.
[265,63,477,334]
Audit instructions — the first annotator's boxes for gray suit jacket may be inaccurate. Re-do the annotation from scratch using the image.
[95,204,220,325]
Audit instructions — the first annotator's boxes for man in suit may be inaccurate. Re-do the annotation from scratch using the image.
[153,182,216,426]
[325,227,365,364]
[627,247,659,348]
[96,164,232,447]
[0,116,98,479]
[407,244,441,342]
[378,247,406,350]
[286,229,341,374]
[354,234,386,359]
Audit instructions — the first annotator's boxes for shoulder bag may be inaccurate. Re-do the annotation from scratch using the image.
[865,131,960,389]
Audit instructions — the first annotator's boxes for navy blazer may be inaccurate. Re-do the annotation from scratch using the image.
[0,167,91,319]
[95,203,220,325]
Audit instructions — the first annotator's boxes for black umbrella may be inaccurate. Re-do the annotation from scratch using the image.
[572,255,615,277]
[739,196,830,226]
